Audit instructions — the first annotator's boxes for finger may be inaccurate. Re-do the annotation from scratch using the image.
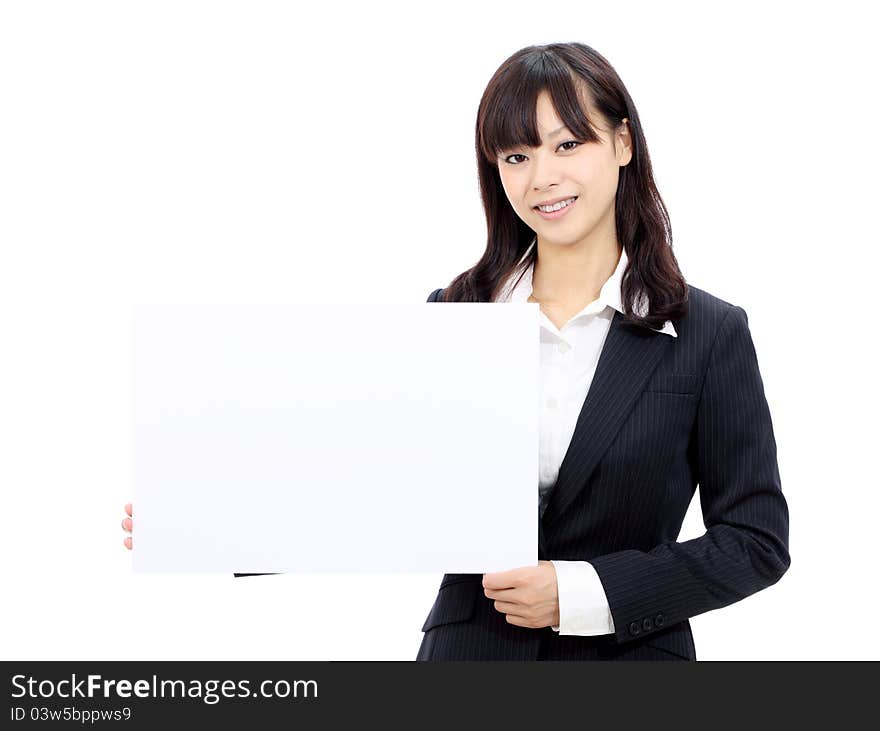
[124,536,132,550]
[482,572,518,590]
[122,518,132,533]
[125,503,132,517]
[484,586,518,601]
[493,600,522,614]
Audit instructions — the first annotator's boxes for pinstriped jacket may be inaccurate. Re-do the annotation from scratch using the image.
[416,283,790,661]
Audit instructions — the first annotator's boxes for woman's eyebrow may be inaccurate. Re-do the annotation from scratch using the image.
[499,126,571,154]
[544,125,569,139]
[519,126,571,147]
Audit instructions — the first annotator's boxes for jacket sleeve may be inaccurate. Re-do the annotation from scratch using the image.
[588,305,791,644]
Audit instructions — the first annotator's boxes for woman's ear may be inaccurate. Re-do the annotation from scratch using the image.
[616,118,633,167]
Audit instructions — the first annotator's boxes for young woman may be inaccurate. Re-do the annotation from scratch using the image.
[123,41,790,662]
[414,42,790,661]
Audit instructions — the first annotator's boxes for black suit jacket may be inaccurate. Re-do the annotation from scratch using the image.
[415,284,790,661]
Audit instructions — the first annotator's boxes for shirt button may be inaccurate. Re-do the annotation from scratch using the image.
[557,341,570,354]
[546,397,557,409]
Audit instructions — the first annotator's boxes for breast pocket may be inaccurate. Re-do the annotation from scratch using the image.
[644,372,699,395]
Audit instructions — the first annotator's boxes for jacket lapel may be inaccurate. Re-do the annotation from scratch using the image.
[539,310,672,529]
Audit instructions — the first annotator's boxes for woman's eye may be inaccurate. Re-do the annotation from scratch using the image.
[502,141,580,165]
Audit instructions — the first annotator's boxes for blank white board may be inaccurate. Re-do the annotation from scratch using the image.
[132,302,540,573]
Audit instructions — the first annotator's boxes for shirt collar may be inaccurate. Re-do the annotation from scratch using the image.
[497,236,677,338]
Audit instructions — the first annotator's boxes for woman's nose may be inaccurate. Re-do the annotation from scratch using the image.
[529,156,563,191]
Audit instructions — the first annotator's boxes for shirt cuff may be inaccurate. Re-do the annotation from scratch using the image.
[550,560,615,635]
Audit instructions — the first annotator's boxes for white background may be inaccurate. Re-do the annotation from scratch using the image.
[1,0,877,660]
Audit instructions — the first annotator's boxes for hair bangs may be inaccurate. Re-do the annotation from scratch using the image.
[478,51,603,164]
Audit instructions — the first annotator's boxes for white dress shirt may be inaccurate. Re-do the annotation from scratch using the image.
[495,237,677,635]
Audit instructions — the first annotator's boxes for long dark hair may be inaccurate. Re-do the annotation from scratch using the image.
[440,42,688,331]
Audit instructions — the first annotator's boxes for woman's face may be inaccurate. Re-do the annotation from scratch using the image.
[496,90,632,250]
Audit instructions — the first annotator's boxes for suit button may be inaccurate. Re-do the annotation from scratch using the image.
[642,617,653,632]
[628,621,641,636]
[654,613,665,628]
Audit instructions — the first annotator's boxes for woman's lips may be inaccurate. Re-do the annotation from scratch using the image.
[534,196,578,220]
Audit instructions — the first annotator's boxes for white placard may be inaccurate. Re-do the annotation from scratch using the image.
[132,302,540,573]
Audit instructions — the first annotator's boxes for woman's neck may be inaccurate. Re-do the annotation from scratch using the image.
[529,237,622,306]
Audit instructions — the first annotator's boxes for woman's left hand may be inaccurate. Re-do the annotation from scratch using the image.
[482,560,559,629]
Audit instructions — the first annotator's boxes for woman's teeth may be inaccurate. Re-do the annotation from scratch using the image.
[537,197,576,212]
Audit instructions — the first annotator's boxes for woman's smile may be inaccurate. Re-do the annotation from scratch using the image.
[534,196,578,220]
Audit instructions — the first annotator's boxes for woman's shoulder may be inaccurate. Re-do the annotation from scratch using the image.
[675,283,755,346]
[682,283,742,320]
[428,282,747,327]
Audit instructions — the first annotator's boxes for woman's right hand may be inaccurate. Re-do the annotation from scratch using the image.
[122,503,133,550]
